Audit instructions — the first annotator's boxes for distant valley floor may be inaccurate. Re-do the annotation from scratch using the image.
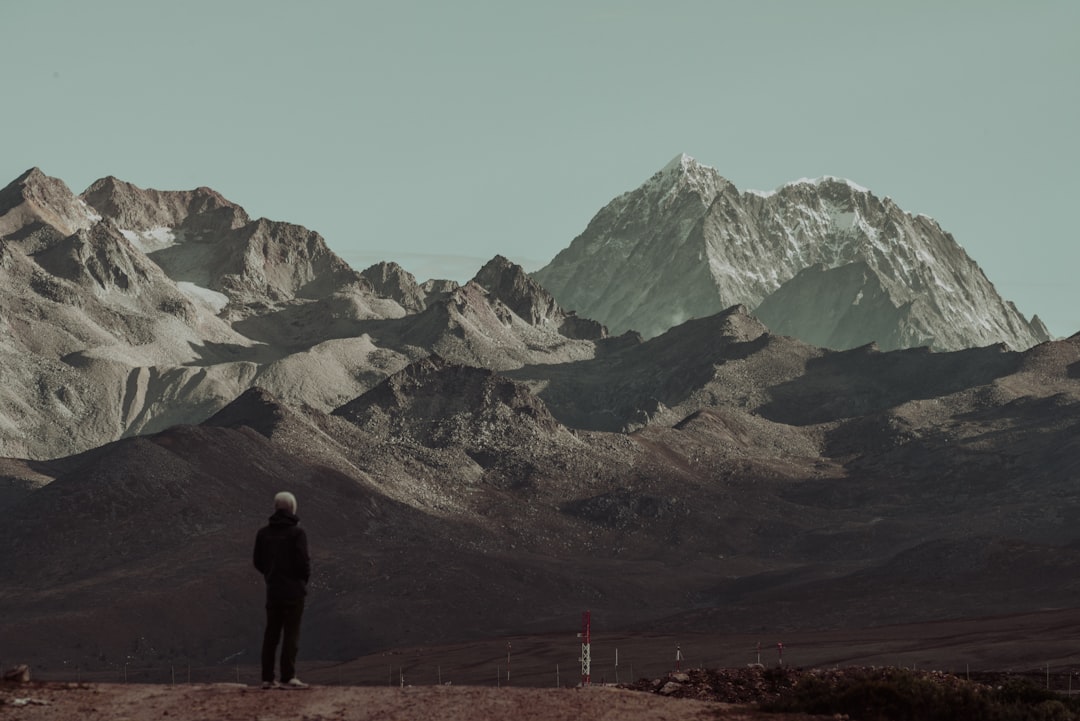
[24,607,1080,689]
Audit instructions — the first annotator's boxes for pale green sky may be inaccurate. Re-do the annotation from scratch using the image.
[2,1,1077,337]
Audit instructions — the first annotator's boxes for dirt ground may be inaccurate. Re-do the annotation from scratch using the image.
[0,682,835,721]
[8,608,1080,720]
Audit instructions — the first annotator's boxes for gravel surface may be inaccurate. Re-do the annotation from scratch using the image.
[0,681,829,721]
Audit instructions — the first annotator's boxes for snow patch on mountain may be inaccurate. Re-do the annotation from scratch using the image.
[176,281,229,313]
[119,226,179,254]
[77,198,102,224]
[824,203,880,242]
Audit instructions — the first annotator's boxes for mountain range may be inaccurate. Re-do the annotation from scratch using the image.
[534,154,1050,351]
[0,158,1076,674]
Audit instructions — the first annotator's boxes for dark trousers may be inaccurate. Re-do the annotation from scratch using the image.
[261,598,304,682]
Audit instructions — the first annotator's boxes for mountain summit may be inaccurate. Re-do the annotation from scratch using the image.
[533,154,1050,351]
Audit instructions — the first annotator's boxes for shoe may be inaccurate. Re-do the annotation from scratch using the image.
[261,680,279,689]
[284,678,309,689]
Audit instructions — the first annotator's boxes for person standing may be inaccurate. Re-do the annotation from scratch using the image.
[253,491,311,689]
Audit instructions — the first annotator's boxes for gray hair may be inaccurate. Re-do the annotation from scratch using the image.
[274,491,297,514]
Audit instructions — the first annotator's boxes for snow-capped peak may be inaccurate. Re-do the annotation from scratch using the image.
[747,176,872,198]
[661,153,699,174]
[535,153,1052,353]
[640,153,726,207]
[786,176,871,194]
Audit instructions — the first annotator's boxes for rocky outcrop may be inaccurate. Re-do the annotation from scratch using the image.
[472,255,564,328]
[473,255,607,341]
[361,260,426,312]
[81,175,249,236]
[333,354,564,449]
[0,168,101,250]
[209,217,371,307]
[82,175,371,310]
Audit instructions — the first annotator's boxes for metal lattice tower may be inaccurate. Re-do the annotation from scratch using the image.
[579,610,591,686]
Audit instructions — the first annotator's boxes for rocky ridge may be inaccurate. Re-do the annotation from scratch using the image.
[0,169,597,458]
[533,154,1049,350]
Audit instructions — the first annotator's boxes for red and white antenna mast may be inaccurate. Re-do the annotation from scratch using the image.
[578,610,592,686]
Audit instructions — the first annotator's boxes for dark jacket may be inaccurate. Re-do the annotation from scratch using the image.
[253,510,310,601]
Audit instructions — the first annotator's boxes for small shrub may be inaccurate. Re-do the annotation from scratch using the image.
[762,667,1080,721]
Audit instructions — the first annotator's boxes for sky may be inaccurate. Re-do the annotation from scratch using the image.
[2,1,1077,337]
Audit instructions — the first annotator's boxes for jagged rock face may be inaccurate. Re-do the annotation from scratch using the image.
[333,354,564,450]
[81,176,250,236]
[361,261,426,312]
[473,255,563,327]
[0,169,609,459]
[33,222,160,297]
[0,168,101,245]
[472,255,607,340]
[209,218,371,307]
[0,169,383,458]
[420,278,460,294]
[0,171,278,459]
[534,156,729,340]
[82,175,371,310]
[390,273,600,372]
[534,154,1049,351]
